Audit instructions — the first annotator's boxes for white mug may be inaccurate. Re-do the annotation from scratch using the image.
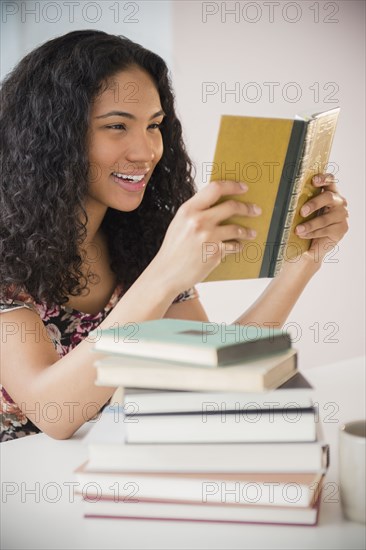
[339,420,366,523]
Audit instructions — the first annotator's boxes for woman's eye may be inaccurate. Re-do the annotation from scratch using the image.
[106,122,163,131]
[107,124,126,130]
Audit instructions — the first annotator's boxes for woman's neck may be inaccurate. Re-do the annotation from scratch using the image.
[64,199,117,314]
[83,197,108,246]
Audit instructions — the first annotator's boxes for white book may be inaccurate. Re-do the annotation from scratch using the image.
[94,348,298,392]
[75,462,323,508]
[81,495,322,526]
[124,407,317,444]
[123,387,313,416]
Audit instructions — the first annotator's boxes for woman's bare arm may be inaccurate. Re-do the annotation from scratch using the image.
[0,259,180,440]
[1,180,251,440]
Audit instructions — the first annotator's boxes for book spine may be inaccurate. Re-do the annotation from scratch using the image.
[260,120,307,277]
[272,109,339,276]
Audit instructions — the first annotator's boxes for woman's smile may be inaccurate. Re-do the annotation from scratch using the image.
[111,170,149,192]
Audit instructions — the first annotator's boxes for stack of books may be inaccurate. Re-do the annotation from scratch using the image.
[74,320,328,525]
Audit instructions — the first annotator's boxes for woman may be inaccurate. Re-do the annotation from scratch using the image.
[0,30,349,442]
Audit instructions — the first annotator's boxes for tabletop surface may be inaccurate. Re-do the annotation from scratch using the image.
[1,356,365,550]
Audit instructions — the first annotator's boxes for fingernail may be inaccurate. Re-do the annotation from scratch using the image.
[253,205,262,215]
[296,224,306,234]
[313,175,322,185]
[301,205,310,216]
[248,229,257,238]
[239,182,248,191]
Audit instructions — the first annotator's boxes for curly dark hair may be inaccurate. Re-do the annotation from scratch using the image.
[0,29,196,305]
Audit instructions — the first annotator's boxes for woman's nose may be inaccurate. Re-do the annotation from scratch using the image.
[124,130,156,163]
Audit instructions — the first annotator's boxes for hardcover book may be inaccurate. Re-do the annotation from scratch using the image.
[75,463,323,508]
[204,107,340,281]
[94,348,297,392]
[122,373,312,415]
[81,493,323,526]
[123,404,317,444]
[92,318,291,367]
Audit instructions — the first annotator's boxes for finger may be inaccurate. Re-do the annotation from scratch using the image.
[189,180,248,211]
[201,224,257,256]
[300,190,345,217]
[207,199,262,223]
[296,207,347,236]
[217,224,257,241]
[296,221,348,240]
[312,173,339,193]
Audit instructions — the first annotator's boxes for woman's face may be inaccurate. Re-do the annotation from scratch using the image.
[87,66,164,213]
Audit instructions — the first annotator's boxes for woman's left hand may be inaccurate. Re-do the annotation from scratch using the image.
[295,173,349,264]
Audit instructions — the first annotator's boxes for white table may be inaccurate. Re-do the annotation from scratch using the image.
[1,356,365,550]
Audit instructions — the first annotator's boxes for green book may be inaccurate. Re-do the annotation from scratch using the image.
[92,319,291,367]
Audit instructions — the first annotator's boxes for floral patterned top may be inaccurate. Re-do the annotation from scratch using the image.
[0,285,198,442]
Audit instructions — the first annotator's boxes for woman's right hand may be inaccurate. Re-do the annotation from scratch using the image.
[153,180,262,293]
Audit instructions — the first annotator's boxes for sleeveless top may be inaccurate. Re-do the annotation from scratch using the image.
[0,285,198,442]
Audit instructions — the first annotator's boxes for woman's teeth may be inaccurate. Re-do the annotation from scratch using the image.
[112,172,145,182]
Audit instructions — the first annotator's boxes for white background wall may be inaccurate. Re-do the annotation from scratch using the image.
[0,1,173,76]
[1,0,365,369]
[171,0,365,369]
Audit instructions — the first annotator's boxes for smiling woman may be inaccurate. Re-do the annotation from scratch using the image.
[0,30,349,442]
[0,31,196,309]
[0,30,201,441]
[87,67,165,212]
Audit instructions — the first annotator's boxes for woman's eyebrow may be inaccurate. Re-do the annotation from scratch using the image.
[95,110,165,120]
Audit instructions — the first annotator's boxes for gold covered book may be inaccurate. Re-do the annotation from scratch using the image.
[204,108,340,280]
